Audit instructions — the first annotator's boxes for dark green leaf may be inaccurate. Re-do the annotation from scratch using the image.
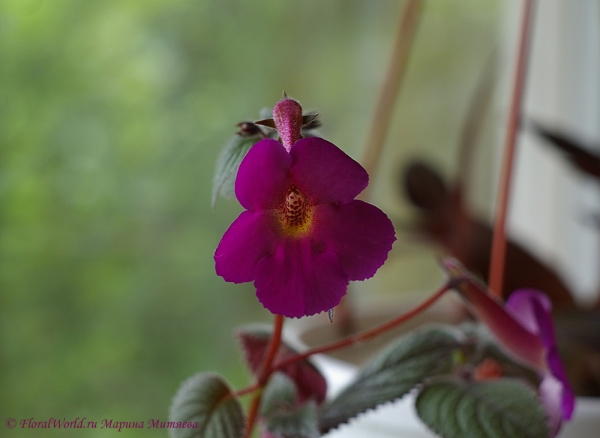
[319,325,463,433]
[265,402,319,438]
[169,372,244,438]
[261,372,298,416]
[261,373,319,438]
[211,133,262,208]
[416,378,550,438]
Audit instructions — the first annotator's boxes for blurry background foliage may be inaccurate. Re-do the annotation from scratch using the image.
[1,0,499,436]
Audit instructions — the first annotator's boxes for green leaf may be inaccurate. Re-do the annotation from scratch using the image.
[416,378,550,438]
[211,131,263,208]
[266,402,319,438]
[261,373,320,438]
[261,372,298,416]
[319,325,463,433]
[169,372,245,438]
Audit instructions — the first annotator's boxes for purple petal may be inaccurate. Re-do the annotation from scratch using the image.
[312,200,396,281]
[235,139,292,210]
[254,239,348,318]
[531,294,557,350]
[506,289,553,340]
[547,348,575,420]
[526,291,576,417]
[506,289,574,417]
[290,137,368,205]
[539,375,564,436]
[215,210,280,283]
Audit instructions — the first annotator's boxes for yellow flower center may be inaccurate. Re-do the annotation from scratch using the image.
[276,185,313,237]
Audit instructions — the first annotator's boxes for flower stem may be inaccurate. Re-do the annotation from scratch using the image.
[488,0,534,298]
[234,383,260,398]
[359,0,424,200]
[337,0,424,336]
[243,314,285,438]
[258,314,285,384]
[275,282,450,370]
[243,393,262,438]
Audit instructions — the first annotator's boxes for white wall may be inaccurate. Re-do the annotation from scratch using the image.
[500,0,600,306]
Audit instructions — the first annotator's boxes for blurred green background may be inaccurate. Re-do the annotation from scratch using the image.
[1,0,499,436]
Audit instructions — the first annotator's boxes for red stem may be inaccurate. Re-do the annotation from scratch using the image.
[488,0,535,298]
[244,395,262,438]
[336,0,424,336]
[258,314,285,384]
[274,282,450,370]
[234,383,260,398]
[243,314,285,438]
[359,0,424,200]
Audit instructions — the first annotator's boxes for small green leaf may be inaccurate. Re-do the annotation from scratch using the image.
[169,372,244,438]
[211,131,263,208]
[261,372,298,416]
[319,325,463,433]
[416,378,550,438]
[265,402,319,438]
[261,373,320,438]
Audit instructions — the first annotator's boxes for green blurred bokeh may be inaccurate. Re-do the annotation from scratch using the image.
[1,0,499,436]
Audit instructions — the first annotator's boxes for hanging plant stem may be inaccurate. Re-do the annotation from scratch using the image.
[488,0,535,298]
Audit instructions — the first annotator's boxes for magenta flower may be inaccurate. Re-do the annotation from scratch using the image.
[214,98,395,318]
[505,289,574,432]
[444,259,574,434]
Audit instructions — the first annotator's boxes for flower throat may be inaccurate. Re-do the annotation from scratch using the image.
[285,186,307,226]
[277,185,312,237]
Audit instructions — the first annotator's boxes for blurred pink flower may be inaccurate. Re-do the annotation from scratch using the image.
[445,259,574,435]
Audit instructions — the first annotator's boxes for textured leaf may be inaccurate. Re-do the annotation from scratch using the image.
[264,402,319,438]
[211,128,264,208]
[319,326,462,433]
[261,373,319,438]
[261,373,298,415]
[416,378,550,438]
[169,372,244,438]
[236,324,327,404]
